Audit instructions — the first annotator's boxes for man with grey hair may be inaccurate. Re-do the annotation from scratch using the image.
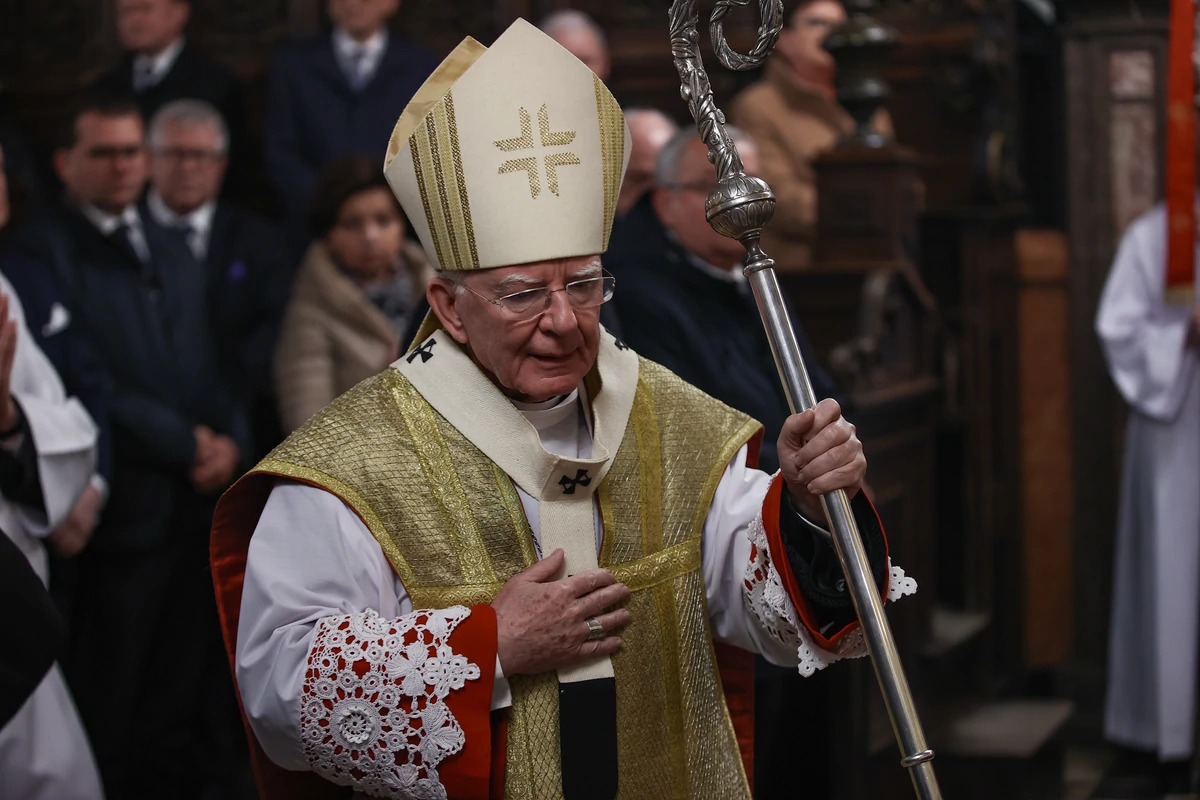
[539,9,611,81]
[14,91,250,797]
[608,125,840,475]
[146,99,229,261]
[608,126,844,796]
[145,99,290,461]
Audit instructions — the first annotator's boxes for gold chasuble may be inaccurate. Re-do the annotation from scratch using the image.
[214,330,763,799]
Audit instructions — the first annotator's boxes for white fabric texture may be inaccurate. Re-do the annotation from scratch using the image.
[0,272,102,798]
[1098,204,1200,760]
[1096,203,1198,422]
[300,607,480,799]
[332,27,388,88]
[0,272,98,546]
[238,377,912,787]
[0,666,105,800]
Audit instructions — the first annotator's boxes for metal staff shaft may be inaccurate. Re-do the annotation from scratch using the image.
[666,2,941,797]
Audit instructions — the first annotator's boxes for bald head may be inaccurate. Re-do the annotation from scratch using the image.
[539,10,610,81]
[619,108,678,216]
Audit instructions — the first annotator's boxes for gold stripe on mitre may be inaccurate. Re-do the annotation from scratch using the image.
[593,73,625,251]
[383,18,632,272]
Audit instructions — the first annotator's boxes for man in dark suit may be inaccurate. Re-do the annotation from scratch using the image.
[606,128,844,800]
[145,99,291,459]
[25,93,249,799]
[607,127,840,475]
[264,0,438,223]
[91,0,247,196]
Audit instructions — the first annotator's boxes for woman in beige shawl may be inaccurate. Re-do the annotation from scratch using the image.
[730,0,891,269]
[275,156,429,432]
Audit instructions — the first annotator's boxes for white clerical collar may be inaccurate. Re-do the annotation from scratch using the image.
[133,38,184,88]
[333,27,388,70]
[77,200,142,237]
[513,388,581,428]
[147,189,215,237]
[513,387,588,460]
[667,230,745,284]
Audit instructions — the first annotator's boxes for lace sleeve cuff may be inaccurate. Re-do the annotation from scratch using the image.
[742,474,917,677]
[300,604,498,799]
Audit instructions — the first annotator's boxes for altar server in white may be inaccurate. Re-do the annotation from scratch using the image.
[0,272,102,800]
[1098,202,1200,763]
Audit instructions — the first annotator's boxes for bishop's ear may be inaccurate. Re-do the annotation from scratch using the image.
[427,277,470,346]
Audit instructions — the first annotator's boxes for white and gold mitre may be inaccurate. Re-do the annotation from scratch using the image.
[382,18,631,272]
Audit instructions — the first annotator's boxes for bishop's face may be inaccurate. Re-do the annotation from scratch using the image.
[428,255,604,403]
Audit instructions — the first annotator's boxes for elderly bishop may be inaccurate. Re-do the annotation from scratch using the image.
[212,19,914,800]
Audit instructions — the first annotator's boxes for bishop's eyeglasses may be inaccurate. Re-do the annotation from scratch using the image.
[457,270,616,322]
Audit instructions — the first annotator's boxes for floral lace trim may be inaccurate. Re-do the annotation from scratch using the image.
[742,509,917,677]
[300,607,482,799]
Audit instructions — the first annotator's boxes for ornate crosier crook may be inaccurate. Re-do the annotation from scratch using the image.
[666,2,943,797]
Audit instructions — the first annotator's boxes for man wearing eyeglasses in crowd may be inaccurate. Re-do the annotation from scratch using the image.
[212,21,912,799]
[18,92,251,798]
[730,0,892,270]
[607,125,847,798]
[145,99,291,461]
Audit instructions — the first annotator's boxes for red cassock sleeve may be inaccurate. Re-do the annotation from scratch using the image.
[757,474,890,651]
[211,473,499,800]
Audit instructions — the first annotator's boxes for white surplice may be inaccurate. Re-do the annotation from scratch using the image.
[0,273,103,799]
[237,380,916,789]
[1097,203,1200,761]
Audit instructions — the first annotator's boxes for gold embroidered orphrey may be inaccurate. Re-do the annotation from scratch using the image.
[243,359,762,799]
[495,104,581,198]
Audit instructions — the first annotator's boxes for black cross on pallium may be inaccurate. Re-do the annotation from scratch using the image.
[558,469,592,495]
[613,337,630,351]
[406,338,436,364]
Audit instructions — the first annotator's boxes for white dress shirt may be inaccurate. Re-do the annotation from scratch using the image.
[147,190,216,262]
[77,202,150,264]
[332,27,388,90]
[132,37,184,91]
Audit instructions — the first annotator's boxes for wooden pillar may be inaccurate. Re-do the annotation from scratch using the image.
[1016,229,1074,668]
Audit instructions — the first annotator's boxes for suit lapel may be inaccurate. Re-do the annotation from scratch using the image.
[142,215,196,331]
[310,35,355,97]
[117,54,138,92]
[154,43,196,95]
[363,35,404,92]
[63,206,142,272]
[205,203,234,280]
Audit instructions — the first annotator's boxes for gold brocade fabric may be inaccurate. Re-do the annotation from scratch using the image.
[251,360,761,799]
